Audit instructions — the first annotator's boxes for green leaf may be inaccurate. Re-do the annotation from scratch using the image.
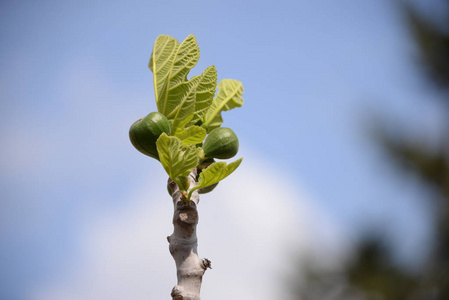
[149,34,200,117]
[188,158,243,199]
[171,115,193,135]
[169,66,217,133]
[174,125,207,146]
[203,79,244,131]
[168,75,201,132]
[189,66,217,126]
[156,133,198,190]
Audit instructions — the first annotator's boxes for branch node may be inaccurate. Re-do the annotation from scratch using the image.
[171,285,183,299]
[202,258,212,269]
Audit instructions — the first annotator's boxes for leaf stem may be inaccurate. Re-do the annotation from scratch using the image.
[186,186,199,202]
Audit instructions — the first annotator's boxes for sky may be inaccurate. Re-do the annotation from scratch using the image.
[0,0,446,299]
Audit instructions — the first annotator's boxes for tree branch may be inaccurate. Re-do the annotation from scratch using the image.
[167,172,211,300]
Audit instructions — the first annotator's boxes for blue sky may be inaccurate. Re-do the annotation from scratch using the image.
[1,0,445,299]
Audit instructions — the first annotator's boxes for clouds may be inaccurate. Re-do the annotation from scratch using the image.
[31,151,344,300]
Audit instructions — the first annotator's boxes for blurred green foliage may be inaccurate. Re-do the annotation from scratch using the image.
[293,1,449,299]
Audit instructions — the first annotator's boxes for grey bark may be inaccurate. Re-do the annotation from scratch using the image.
[167,172,211,300]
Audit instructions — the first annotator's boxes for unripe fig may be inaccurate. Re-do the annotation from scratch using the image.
[198,158,215,170]
[129,112,171,160]
[203,127,239,159]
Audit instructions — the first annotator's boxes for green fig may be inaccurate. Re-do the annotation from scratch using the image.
[203,127,239,159]
[129,112,171,160]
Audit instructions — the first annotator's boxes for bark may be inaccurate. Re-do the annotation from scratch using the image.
[167,172,211,300]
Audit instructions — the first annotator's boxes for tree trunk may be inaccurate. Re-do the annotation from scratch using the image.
[167,172,211,300]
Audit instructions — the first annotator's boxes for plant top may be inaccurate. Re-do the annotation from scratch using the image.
[129,34,244,201]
